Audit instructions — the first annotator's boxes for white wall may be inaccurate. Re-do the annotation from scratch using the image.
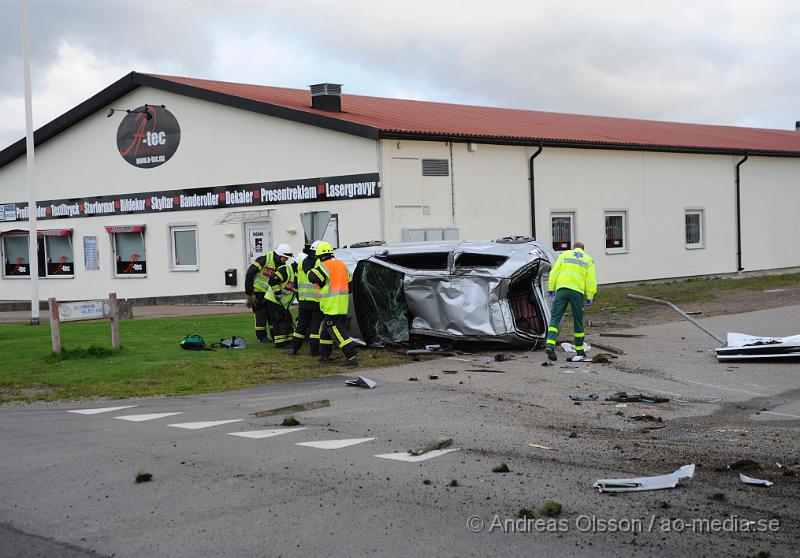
[0,87,380,301]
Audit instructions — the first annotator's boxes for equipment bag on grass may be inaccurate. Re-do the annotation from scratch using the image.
[219,336,247,349]
[180,335,214,351]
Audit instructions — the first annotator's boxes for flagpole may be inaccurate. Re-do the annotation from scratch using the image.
[20,0,40,325]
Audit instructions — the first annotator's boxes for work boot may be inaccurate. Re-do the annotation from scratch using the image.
[286,347,299,356]
[545,346,557,361]
[340,358,358,367]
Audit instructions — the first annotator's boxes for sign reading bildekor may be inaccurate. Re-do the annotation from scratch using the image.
[0,172,380,222]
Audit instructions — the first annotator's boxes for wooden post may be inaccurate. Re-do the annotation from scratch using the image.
[48,297,61,354]
[109,292,120,350]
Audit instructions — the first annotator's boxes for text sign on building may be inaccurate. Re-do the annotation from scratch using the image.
[58,300,113,322]
[116,105,181,169]
[1,203,16,222]
[1,173,380,222]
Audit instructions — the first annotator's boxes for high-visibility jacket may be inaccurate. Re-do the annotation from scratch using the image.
[251,251,280,303]
[276,262,296,308]
[547,247,597,300]
[310,257,351,315]
[297,256,321,303]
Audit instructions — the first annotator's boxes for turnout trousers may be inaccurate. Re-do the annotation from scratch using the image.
[318,314,358,361]
[545,288,586,354]
[265,299,294,348]
[290,301,323,356]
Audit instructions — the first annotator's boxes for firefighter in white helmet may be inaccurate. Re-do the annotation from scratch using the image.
[287,240,324,356]
[245,243,295,347]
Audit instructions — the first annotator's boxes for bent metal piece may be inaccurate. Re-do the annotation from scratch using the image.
[594,464,696,493]
[627,294,725,346]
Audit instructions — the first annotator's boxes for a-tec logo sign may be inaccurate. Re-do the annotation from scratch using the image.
[116,105,181,169]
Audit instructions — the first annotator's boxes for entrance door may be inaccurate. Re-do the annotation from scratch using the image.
[244,222,272,265]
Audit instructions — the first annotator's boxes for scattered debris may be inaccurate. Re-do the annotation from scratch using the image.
[422,478,432,485]
[407,348,458,356]
[541,361,553,367]
[408,377,418,381]
[135,470,152,483]
[594,464,695,492]
[608,392,669,403]
[464,369,506,373]
[409,437,453,456]
[561,342,592,353]
[428,374,439,380]
[599,332,647,338]
[448,479,459,487]
[589,341,626,355]
[442,370,458,374]
[494,353,512,362]
[515,507,536,519]
[708,492,726,501]
[614,411,625,416]
[492,463,511,473]
[591,354,612,363]
[344,376,377,389]
[569,393,599,401]
[740,473,773,487]
[630,414,662,422]
[529,443,557,451]
[716,332,800,361]
[254,399,330,417]
[281,416,301,426]
[541,500,562,517]
[568,432,578,439]
[615,403,628,408]
[655,500,670,509]
[686,311,703,316]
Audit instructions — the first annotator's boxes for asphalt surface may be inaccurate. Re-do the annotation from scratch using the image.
[1,305,798,557]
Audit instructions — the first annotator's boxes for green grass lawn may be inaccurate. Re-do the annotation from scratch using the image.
[587,272,800,315]
[0,313,408,404]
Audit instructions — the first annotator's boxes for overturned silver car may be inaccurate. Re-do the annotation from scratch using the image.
[335,237,555,348]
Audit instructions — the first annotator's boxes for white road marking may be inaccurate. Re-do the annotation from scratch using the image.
[296,438,375,450]
[168,419,243,430]
[114,412,183,422]
[374,448,461,462]
[681,379,766,397]
[763,411,800,419]
[228,428,307,439]
[68,405,138,415]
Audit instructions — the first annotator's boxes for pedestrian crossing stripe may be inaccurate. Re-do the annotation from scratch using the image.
[114,412,183,422]
[168,419,243,430]
[228,428,307,439]
[374,448,461,462]
[68,405,138,415]
[295,438,375,449]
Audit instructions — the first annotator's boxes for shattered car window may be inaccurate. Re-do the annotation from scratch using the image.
[353,261,410,344]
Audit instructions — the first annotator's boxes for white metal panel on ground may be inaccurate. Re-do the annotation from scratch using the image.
[167,419,243,430]
[374,448,461,462]
[295,438,375,449]
[114,412,183,422]
[228,428,306,439]
[67,405,138,415]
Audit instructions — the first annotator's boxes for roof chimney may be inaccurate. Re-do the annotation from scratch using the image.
[310,83,342,112]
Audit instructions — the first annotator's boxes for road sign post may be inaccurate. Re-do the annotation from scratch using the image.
[48,292,121,354]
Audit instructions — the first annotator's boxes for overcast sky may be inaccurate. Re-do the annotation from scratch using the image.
[1,0,799,150]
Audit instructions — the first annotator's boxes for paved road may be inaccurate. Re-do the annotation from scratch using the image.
[1,306,798,557]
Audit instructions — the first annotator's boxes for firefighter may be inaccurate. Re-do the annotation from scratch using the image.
[287,240,324,356]
[244,243,295,347]
[545,241,597,362]
[307,241,359,366]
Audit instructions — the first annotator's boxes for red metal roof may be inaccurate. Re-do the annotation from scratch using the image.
[149,74,800,155]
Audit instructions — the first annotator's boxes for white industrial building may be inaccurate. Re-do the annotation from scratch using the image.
[1,72,799,302]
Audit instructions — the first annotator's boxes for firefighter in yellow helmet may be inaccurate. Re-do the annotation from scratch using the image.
[244,243,295,347]
[307,241,359,366]
[545,241,597,362]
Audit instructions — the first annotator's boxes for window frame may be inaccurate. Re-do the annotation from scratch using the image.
[550,211,575,252]
[684,209,705,250]
[169,225,199,271]
[1,230,74,279]
[604,210,628,254]
[111,229,147,277]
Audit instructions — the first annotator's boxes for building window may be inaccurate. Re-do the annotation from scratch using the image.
[551,213,574,252]
[605,211,627,253]
[2,234,30,276]
[2,231,74,277]
[685,210,704,249]
[170,226,198,270]
[106,226,146,276]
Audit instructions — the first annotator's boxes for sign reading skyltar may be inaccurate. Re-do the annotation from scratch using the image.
[0,173,380,222]
[116,105,181,168]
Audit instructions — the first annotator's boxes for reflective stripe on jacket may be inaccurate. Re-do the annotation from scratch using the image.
[547,247,597,300]
[252,251,278,303]
[297,259,321,302]
[316,258,351,315]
